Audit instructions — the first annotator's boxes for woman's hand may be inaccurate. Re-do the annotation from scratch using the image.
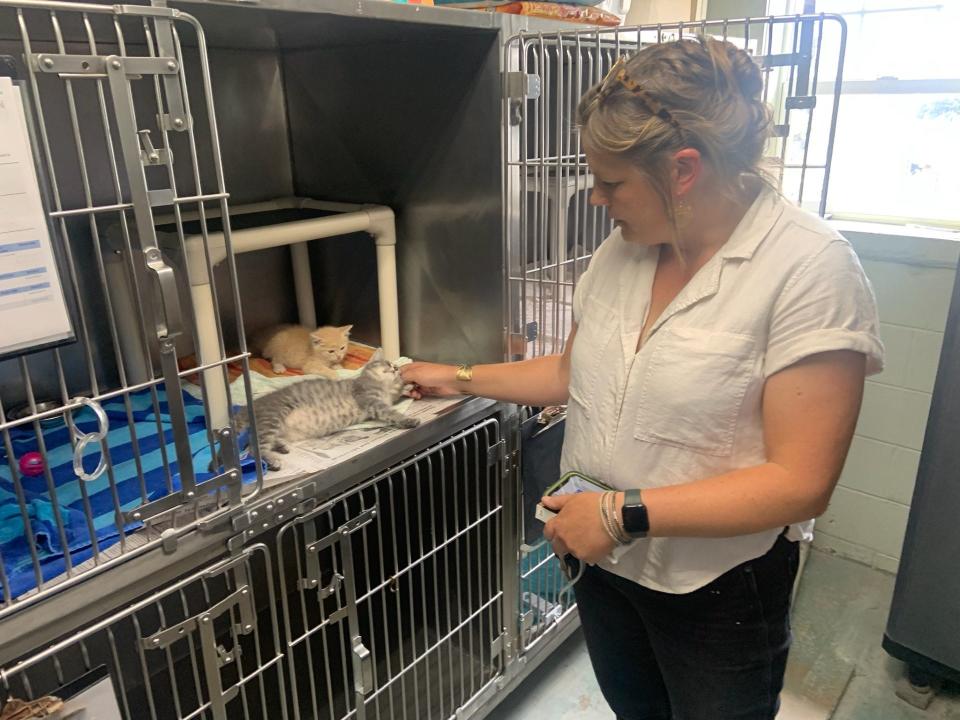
[541,492,617,565]
[400,362,464,399]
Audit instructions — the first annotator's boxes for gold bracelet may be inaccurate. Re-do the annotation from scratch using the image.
[605,492,631,545]
[598,492,619,544]
[611,492,631,544]
[600,492,629,546]
[455,364,473,382]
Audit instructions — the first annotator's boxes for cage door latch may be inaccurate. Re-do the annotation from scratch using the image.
[505,72,541,126]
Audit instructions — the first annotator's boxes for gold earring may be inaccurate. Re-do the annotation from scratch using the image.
[675,198,693,229]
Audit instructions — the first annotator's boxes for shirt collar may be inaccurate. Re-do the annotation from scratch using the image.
[716,186,785,262]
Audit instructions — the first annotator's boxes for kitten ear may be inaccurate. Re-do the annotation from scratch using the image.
[369,347,384,362]
[340,325,353,334]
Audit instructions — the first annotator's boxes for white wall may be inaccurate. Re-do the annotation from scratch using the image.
[625,0,693,25]
[813,225,959,574]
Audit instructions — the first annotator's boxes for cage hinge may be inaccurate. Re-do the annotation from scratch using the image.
[227,482,317,552]
[505,72,540,102]
[520,609,535,639]
[490,632,505,658]
[506,72,540,126]
[487,440,506,467]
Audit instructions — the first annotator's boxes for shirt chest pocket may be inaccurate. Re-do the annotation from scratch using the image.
[568,300,618,416]
[634,328,758,456]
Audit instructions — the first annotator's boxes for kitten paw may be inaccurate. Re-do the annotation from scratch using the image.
[272,362,287,374]
[396,417,420,429]
[274,443,290,454]
[262,452,284,471]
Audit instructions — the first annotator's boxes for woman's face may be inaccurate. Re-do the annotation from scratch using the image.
[587,147,672,247]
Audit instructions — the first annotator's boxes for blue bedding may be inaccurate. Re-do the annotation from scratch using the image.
[0,387,259,600]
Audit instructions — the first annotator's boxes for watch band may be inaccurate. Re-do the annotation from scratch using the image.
[455,364,473,382]
[620,488,650,538]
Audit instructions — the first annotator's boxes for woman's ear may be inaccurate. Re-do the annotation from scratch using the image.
[672,148,702,198]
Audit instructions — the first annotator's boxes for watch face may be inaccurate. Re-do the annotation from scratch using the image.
[621,503,650,536]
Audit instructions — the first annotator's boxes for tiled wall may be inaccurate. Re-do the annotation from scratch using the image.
[813,225,959,574]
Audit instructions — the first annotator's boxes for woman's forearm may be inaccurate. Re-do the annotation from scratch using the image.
[458,354,569,407]
[627,463,831,538]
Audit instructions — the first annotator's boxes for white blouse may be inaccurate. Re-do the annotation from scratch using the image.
[561,188,884,593]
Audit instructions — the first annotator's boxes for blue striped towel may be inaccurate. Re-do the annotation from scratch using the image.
[0,387,259,601]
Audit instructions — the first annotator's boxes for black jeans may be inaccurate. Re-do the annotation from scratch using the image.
[574,534,799,720]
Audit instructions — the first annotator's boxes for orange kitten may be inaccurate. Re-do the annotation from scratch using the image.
[253,324,352,378]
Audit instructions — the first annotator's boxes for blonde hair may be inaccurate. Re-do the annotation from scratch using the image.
[578,36,773,246]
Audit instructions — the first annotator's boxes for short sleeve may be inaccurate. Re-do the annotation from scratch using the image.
[764,240,884,377]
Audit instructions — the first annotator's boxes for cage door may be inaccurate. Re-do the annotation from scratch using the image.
[502,15,848,362]
[0,545,288,720]
[0,0,262,617]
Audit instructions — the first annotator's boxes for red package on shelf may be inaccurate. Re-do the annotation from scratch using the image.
[495,1,621,26]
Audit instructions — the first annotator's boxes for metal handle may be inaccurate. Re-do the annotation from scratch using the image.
[144,248,183,338]
[352,638,373,696]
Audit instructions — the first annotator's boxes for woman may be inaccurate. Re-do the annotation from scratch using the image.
[402,36,883,719]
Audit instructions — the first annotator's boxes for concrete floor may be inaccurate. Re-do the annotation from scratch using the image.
[488,548,960,720]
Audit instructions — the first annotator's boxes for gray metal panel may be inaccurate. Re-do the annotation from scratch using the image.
[282,31,504,362]
[885,261,960,674]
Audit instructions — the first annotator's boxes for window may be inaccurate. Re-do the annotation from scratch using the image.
[809,1,960,228]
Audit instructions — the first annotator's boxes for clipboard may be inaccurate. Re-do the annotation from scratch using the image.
[0,57,76,360]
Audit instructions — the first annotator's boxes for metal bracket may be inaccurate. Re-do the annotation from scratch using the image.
[487,440,505,467]
[138,129,171,166]
[33,53,181,78]
[124,468,241,525]
[227,481,317,552]
[352,636,374,696]
[786,96,817,110]
[520,610,534,639]
[141,572,255,720]
[505,72,540,127]
[505,72,541,102]
[151,16,192,131]
[490,632,504,658]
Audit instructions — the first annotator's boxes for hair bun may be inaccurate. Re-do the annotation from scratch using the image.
[726,44,764,101]
[702,36,763,102]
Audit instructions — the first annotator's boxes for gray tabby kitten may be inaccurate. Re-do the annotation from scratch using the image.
[235,350,418,471]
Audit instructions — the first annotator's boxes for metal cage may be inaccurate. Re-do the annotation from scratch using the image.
[504,14,847,652]
[0,544,288,719]
[276,419,505,720]
[0,0,265,615]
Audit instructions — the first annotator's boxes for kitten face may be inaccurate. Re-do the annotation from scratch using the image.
[310,325,352,363]
[362,359,407,399]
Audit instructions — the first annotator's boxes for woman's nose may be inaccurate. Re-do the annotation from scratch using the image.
[589,187,607,207]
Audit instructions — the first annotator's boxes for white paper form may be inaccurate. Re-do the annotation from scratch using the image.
[0,76,73,356]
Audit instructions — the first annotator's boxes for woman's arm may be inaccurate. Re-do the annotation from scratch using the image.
[543,349,865,561]
[401,324,578,407]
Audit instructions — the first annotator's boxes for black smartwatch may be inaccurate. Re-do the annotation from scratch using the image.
[620,489,650,538]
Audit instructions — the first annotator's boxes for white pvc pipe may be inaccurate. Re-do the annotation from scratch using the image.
[191,282,231,430]
[180,200,402,430]
[290,243,316,328]
[367,206,401,363]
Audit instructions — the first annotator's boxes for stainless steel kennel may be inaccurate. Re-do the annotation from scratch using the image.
[0,1,846,717]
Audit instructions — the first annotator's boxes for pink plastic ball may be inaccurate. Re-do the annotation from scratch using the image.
[19,452,45,477]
